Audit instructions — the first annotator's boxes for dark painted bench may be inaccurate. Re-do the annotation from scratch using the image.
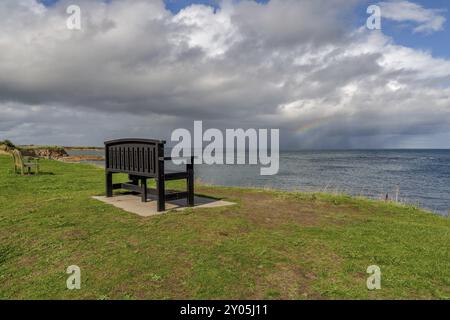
[104,139,194,212]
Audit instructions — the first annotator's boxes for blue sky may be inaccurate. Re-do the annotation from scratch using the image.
[355,0,450,58]
[39,0,268,12]
[39,0,449,57]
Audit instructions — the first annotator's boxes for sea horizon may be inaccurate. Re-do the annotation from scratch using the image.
[66,148,450,216]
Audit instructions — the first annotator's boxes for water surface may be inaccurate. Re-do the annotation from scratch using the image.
[67,149,450,215]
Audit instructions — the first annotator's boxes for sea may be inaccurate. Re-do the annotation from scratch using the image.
[67,149,450,216]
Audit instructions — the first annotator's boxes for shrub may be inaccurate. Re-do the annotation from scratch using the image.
[0,139,16,149]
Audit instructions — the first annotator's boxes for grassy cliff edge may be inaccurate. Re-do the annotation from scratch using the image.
[0,155,448,299]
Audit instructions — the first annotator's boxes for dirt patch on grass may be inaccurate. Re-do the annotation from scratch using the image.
[199,187,364,229]
[61,229,90,240]
[111,258,194,299]
[252,263,319,299]
[16,254,38,268]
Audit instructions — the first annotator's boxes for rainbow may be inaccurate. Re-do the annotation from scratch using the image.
[295,116,334,134]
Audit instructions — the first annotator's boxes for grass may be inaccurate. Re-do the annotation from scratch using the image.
[0,155,448,300]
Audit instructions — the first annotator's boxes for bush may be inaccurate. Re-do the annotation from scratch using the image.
[0,139,16,149]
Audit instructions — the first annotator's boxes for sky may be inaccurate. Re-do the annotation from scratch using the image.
[0,0,449,149]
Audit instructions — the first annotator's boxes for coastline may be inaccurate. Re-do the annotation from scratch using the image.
[16,145,106,162]
[5,145,450,215]
[64,146,104,151]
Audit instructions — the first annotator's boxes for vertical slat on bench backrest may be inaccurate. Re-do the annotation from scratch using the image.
[134,147,138,172]
[148,145,153,174]
[115,147,118,169]
[139,147,142,171]
[112,147,115,169]
[123,147,127,170]
[134,147,136,172]
[130,147,133,171]
[147,147,152,173]
[118,147,121,170]
[152,147,155,172]
[141,147,144,172]
[128,147,132,171]
[111,147,115,169]
[108,148,112,169]
[120,147,124,170]
[136,147,139,172]
[141,147,145,172]
[150,147,153,172]
[128,147,131,171]
[116,147,120,170]
[135,147,139,172]
[148,146,153,174]
[138,147,142,172]
[120,147,126,170]
[118,147,120,169]
[110,147,113,169]
[117,147,120,170]
[144,147,148,172]
[105,146,109,169]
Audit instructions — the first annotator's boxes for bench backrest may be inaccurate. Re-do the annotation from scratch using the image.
[12,149,24,168]
[104,139,166,177]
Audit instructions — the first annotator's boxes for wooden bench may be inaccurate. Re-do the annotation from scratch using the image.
[104,139,194,212]
[11,149,40,175]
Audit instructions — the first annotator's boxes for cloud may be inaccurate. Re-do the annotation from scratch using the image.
[0,0,449,148]
[379,0,447,34]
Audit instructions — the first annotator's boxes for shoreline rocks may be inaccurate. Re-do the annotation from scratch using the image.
[64,147,104,151]
[2,144,105,162]
[20,148,68,160]
[60,155,104,162]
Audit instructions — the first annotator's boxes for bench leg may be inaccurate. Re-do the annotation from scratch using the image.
[156,152,166,212]
[156,177,165,212]
[141,178,147,203]
[106,172,113,197]
[187,161,194,207]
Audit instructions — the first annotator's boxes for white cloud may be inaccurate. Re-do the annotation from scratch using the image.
[171,4,240,57]
[379,0,446,34]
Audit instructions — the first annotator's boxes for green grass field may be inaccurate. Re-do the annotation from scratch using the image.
[0,155,448,299]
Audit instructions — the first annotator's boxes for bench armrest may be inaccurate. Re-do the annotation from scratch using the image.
[160,156,196,163]
[23,156,39,162]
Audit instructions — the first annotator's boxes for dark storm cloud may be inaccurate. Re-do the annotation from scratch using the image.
[0,0,449,147]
